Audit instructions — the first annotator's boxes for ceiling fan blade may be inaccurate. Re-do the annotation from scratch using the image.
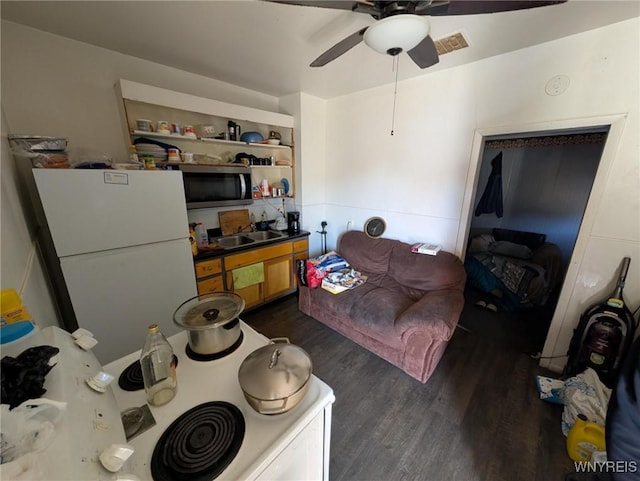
[268,1,368,12]
[310,27,368,67]
[426,0,566,16]
[407,35,439,69]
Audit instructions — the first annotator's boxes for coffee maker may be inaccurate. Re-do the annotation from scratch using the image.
[287,211,300,235]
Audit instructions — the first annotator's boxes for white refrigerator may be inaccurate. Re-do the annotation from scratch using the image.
[32,169,197,364]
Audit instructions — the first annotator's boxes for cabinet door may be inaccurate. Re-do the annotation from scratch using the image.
[264,255,294,301]
[293,239,309,254]
[195,258,222,279]
[226,272,263,309]
[197,276,224,295]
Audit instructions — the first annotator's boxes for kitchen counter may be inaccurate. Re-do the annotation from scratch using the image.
[194,230,310,261]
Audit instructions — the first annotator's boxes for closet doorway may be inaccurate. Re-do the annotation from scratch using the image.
[457,125,609,354]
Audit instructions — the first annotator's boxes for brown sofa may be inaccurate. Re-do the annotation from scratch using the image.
[298,231,466,383]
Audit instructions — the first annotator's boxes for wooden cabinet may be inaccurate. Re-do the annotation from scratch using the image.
[197,276,224,295]
[293,239,309,261]
[214,237,308,310]
[224,243,292,270]
[225,274,263,310]
[194,236,308,309]
[195,258,224,295]
[264,255,294,300]
[195,258,222,278]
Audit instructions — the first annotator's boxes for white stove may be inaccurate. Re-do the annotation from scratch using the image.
[0,323,334,481]
[105,321,334,481]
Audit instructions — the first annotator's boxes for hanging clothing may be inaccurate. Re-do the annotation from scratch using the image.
[475,152,504,218]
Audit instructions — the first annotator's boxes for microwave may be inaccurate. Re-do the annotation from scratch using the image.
[176,164,253,209]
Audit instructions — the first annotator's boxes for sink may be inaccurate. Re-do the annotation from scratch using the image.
[242,230,286,241]
[211,235,255,248]
[209,230,287,250]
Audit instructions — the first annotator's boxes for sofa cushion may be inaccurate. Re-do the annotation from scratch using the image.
[388,244,466,294]
[348,287,413,348]
[338,231,396,275]
[307,282,378,320]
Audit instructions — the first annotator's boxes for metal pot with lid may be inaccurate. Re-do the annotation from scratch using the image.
[173,292,244,356]
[238,338,312,415]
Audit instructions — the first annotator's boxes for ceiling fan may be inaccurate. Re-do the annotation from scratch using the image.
[270,1,567,69]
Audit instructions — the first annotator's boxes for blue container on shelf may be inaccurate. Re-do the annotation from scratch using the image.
[240,131,264,143]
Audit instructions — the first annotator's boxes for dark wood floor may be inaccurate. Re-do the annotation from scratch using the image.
[242,294,575,481]
[458,285,558,355]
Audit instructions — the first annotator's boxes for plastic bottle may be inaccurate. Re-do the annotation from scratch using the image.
[188,224,198,256]
[195,223,209,248]
[566,414,606,462]
[140,324,177,406]
[128,145,139,163]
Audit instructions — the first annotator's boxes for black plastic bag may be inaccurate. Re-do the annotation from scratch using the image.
[1,345,59,409]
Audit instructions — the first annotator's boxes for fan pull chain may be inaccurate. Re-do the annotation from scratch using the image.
[390,55,400,136]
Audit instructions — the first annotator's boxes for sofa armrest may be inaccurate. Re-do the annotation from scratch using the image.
[394,289,465,342]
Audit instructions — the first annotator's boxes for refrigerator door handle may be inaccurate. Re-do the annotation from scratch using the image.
[239,174,247,199]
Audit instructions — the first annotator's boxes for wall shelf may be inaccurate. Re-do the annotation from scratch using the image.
[132,130,291,150]
[116,79,297,199]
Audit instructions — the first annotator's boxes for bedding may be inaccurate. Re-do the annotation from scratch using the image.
[465,228,564,310]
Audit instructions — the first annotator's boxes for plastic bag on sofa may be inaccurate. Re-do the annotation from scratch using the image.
[297,251,350,289]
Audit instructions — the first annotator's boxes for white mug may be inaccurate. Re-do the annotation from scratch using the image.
[136,119,153,132]
[181,152,194,163]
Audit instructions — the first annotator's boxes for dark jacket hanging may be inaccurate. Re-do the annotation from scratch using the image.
[475,152,504,218]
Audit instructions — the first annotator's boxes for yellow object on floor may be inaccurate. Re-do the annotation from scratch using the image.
[566,414,606,462]
[233,263,265,290]
[1,289,31,325]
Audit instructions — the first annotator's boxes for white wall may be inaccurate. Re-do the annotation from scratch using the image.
[322,18,639,371]
[1,108,59,328]
[280,92,327,256]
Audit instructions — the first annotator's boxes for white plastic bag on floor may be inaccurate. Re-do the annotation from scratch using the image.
[561,367,611,436]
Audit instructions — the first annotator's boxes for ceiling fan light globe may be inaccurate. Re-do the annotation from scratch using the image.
[363,15,431,56]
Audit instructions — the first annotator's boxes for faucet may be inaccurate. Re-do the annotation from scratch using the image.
[237,223,254,233]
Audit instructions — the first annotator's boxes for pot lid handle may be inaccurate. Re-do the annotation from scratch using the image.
[202,308,220,322]
[268,349,281,369]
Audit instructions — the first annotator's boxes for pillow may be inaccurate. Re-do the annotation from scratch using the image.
[492,228,546,251]
[468,234,495,254]
[489,241,533,259]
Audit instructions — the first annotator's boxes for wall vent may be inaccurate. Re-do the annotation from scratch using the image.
[435,32,469,55]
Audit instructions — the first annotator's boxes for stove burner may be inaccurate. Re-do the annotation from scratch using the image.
[185,332,244,362]
[151,401,245,481]
[118,359,143,391]
[118,355,178,391]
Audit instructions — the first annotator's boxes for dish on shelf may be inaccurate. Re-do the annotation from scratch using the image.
[135,143,165,151]
[281,178,290,194]
[240,131,264,143]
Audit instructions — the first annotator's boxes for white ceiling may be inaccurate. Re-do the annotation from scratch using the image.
[2,1,638,99]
